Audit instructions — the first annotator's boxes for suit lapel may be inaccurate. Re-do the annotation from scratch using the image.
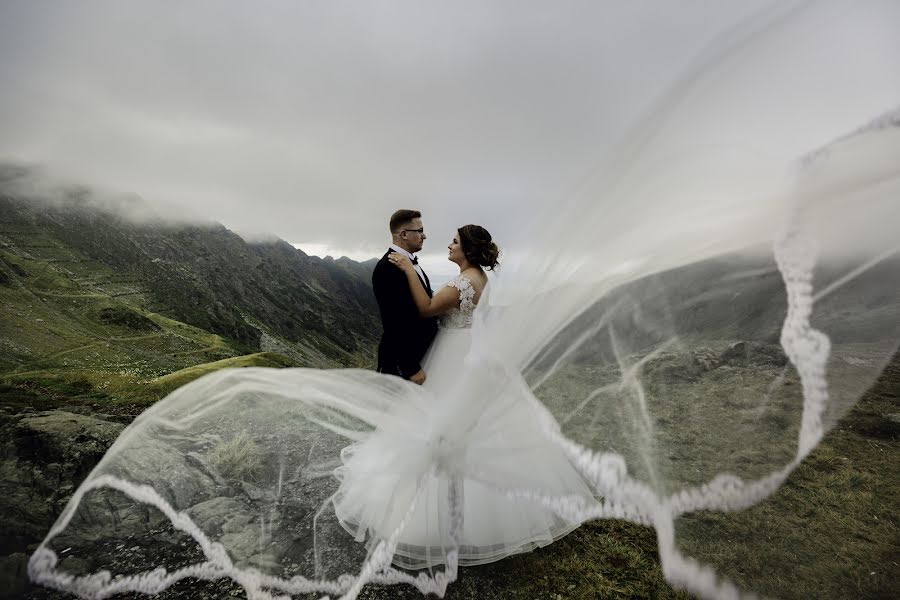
[422,268,432,297]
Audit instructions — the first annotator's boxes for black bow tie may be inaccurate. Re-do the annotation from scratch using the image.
[411,255,419,265]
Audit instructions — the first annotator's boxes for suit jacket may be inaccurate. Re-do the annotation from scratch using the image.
[372,249,439,379]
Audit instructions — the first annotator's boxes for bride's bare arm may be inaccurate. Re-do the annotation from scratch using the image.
[388,253,460,317]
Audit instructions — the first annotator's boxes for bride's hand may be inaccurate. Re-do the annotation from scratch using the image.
[388,253,415,273]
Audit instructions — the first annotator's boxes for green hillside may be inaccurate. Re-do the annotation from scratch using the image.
[0,167,379,405]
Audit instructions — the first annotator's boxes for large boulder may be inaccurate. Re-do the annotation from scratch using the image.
[0,409,126,596]
[1,410,125,548]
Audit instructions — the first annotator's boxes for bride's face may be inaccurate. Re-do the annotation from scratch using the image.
[447,234,464,264]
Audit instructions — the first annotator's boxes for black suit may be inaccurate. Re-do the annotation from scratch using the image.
[372,249,439,379]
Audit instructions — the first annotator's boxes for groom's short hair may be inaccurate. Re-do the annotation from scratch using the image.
[390,209,422,233]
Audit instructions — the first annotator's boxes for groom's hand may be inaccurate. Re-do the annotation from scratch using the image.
[410,369,426,385]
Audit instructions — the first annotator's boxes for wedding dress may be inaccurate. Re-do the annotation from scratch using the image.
[27,3,900,600]
[333,274,593,569]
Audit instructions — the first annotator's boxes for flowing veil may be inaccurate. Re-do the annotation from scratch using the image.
[29,3,900,599]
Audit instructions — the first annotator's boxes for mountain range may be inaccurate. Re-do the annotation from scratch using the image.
[0,164,381,404]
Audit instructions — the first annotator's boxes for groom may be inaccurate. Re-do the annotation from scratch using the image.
[372,209,439,385]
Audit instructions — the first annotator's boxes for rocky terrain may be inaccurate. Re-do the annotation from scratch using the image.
[2,349,897,599]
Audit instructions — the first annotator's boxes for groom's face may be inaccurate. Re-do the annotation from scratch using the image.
[401,217,426,253]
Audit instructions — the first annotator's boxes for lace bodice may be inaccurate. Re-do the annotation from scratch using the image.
[439,275,476,329]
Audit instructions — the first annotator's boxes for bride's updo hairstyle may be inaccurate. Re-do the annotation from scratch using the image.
[458,224,500,271]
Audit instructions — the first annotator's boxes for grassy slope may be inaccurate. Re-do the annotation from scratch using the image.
[0,206,379,387]
[673,361,900,600]
[144,352,298,398]
[0,247,254,402]
[0,223,356,403]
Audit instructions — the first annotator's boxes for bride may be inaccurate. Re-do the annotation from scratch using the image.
[333,225,594,568]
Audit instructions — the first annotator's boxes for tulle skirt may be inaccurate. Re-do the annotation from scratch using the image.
[333,327,594,568]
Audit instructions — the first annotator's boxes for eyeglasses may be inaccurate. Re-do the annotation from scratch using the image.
[401,228,425,235]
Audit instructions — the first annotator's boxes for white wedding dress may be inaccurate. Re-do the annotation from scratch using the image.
[333,275,593,568]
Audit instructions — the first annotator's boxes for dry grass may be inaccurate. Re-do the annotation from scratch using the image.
[207,430,264,482]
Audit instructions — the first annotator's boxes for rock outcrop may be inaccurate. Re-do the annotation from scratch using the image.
[0,408,124,597]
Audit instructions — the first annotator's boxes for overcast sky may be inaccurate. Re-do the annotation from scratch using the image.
[0,1,895,281]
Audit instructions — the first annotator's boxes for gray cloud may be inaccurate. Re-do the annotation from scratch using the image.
[0,0,888,264]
